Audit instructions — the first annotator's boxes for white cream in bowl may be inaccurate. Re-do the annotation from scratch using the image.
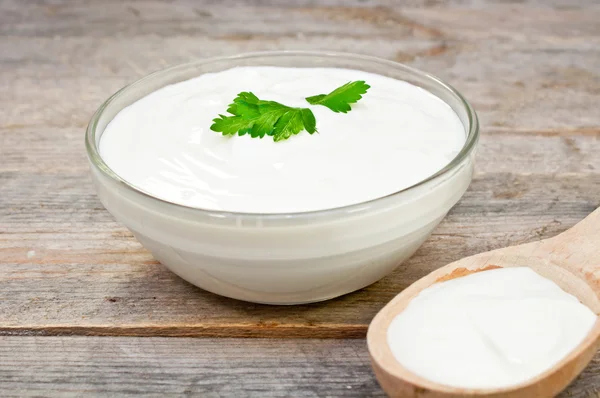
[87,54,477,304]
[100,67,465,213]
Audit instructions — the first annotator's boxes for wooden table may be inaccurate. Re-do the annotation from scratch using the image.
[1,0,599,396]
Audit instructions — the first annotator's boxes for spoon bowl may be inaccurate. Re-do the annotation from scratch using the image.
[368,208,600,397]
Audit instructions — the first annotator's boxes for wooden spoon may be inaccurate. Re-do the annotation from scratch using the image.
[367,207,600,398]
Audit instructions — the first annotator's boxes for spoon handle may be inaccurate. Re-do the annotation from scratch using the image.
[563,207,600,242]
[547,207,600,286]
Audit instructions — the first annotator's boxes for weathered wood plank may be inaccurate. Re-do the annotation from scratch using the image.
[0,0,598,338]
[1,1,599,130]
[0,337,383,398]
[1,171,598,336]
[1,127,599,175]
[1,0,599,395]
[2,41,599,131]
[2,0,598,38]
[0,337,596,397]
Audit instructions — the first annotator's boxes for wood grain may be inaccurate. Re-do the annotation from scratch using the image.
[1,0,598,337]
[1,127,599,174]
[1,0,600,395]
[0,337,597,398]
[1,1,600,131]
[1,126,599,335]
[0,337,383,398]
[1,173,598,337]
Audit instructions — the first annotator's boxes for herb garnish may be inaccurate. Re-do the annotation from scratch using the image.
[210,80,369,141]
[210,92,316,142]
[305,80,370,113]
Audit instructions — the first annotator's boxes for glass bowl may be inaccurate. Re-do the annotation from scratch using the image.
[86,51,479,304]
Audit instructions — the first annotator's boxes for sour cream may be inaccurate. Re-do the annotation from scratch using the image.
[99,66,465,213]
[387,267,597,389]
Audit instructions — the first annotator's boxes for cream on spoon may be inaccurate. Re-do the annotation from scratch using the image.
[387,267,596,389]
[368,207,600,397]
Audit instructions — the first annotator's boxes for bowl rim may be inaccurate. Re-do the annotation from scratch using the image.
[86,50,479,221]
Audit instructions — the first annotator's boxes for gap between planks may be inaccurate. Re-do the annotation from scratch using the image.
[0,324,367,338]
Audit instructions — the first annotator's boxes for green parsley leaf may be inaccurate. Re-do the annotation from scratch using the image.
[226,92,261,118]
[300,108,317,134]
[210,92,317,141]
[272,110,303,142]
[211,80,369,141]
[249,105,282,138]
[210,115,253,136]
[305,80,370,113]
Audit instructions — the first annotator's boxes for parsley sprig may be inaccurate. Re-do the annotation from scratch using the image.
[211,92,316,142]
[305,81,370,113]
[210,80,369,142]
